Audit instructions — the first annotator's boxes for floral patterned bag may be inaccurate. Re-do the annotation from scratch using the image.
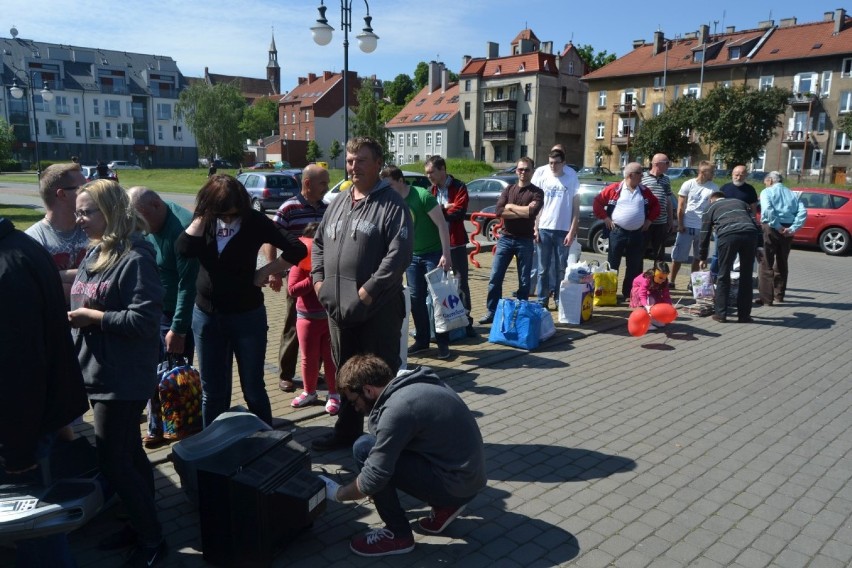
[157,356,202,440]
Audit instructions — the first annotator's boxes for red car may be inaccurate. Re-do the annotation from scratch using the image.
[790,187,852,255]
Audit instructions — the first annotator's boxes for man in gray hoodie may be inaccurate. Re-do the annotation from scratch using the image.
[311,137,413,452]
[319,355,486,557]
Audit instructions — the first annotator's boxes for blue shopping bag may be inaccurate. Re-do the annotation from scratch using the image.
[488,298,543,350]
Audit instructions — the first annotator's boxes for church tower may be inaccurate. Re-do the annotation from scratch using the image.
[267,31,281,95]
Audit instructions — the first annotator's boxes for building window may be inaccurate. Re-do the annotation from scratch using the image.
[479,147,485,161]
[598,90,607,108]
[93,99,99,115]
[520,144,527,157]
[306,130,310,141]
[305,110,310,121]
[793,72,818,95]
[412,133,418,146]
[105,123,112,138]
[507,146,515,162]
[88,122,101,138]
[685,84,700,98]
[693,50,704,63]
[596,121,605,139]
[524,83,531,101]
[75,121,81,137]
[836,131,851,152]
[45,120,64,137]
[464,79,471,92]
[54,96,69,115]
[156,103,172,120]
[720,80,732,89]
[840,91,852,113]
[812,148,823,170]
[752,149,766,171]
[105,100,121,117]
[822,71,832,96]
[463,131,469,148]
[426,132,432,147]
[817,112,827,133]
[522,114,529,132]
[494,146,502,162]
[729,46,741,60]
[652,102,663,117]
[464,101,470,120]
[842,58,852,78]
[436,132,442,147]
[389,135,395,148]
[398,133,404,147]
[283,114,287,125]
[173,125,182,140]
[759,76,774,91]
[157,124,163,140]
[73,97,80,114]
[406,133,411,146]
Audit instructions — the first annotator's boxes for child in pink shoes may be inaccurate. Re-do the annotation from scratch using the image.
[287,224,339,414]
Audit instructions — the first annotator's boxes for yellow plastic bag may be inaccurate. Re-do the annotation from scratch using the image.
[592,262,618,306]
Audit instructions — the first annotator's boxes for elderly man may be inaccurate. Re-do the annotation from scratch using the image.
[25,163,90,302]
[756,171,807,306]
[311,137,413,452]
[319,355,486,557]
[720,165,759,215]
[641,153,675,263]
[699,192,764,323]
[480,157,544,323]
[128,187,199,447]
[669,161,718,288]
[593,163,660,301]
[425,155,474,335]
[262,164,330,393]
[530,148,580,310]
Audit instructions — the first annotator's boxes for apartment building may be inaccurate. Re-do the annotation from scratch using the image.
[583,9,852,183]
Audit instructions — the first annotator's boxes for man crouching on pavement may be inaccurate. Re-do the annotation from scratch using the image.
[319,354,486,557]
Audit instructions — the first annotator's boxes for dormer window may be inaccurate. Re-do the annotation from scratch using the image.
[729,46,740,60]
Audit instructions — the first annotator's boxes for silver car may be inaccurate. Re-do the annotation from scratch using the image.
[466,175,518,214]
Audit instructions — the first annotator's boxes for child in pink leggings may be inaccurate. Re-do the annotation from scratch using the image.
[287,223,339,414]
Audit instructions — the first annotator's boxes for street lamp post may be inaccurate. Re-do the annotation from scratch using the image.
[310,0,378,178]
[9,74,54,177]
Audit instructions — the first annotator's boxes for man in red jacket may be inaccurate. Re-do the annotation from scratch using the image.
[425,156,475,336]
[593,163,660,301]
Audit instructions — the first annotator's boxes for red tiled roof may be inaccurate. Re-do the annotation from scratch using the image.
[386,83,460,128]
[511,28,540,46]
[207,73,275,96]
[583,16,852,81]
[460,52,559,78]
[282,72,342,106]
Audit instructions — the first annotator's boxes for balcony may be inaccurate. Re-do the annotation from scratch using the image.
[483,98,517,111]
[789,92,817,108]
[611,131,635,146]
[99,84,129,95]
[613,103,638,115]
[783,130,813,146]
[483,128,516,141]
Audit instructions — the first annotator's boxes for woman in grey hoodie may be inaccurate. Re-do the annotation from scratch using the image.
[68,180,167,566]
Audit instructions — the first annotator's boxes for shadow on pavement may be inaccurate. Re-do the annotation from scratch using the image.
[484,443,636,483]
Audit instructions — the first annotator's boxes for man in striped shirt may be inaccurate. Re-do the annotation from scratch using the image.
[641,154,674,263]
[263,164,330,392]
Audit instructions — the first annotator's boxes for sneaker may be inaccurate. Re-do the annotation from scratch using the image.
[350,527,414,557]
[98,524,138,551]
[407,343,429,355]
[279,379,296,393]
[478,313,494,325]
[142,432,165,449]
[711,314,727,323]
[291,391,318,408]
[325,395,341,415]
[419,504,466,534]
[125,540,168,567]
[436,345,450,359]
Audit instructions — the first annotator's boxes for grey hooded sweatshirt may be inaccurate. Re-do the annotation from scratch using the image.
[357,366,487,499]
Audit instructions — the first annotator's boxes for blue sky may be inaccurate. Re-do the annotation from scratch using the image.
[2,1,839,91]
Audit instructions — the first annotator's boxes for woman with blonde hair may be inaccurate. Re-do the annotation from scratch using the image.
[67,179,167,566]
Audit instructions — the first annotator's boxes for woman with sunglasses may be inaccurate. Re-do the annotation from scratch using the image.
[176,174,306,428]
[68,179,167,566]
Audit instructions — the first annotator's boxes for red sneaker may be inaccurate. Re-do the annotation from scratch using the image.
[418,504,466,534]
[349,527,414,557]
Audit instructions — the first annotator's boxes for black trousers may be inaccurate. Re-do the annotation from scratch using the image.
[715,233,757,319]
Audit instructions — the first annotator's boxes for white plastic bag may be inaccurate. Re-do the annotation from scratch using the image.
[690,271,715,300]
[425,267,467,333]
[539,309,556,341]
[558,281,594,324]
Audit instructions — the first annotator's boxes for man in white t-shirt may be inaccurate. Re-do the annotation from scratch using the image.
[531,148,580,308]
[670,161,718,287]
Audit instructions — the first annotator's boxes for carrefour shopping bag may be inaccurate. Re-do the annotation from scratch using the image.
[488,298,543,350]
[425,267,467,333]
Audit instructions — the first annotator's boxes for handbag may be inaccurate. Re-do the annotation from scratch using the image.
[558,281,594,324]
[425,267,468,333]
[488,298,543,350]
[690,270,715,300]
[592,261,618,306]
[157,356,202,441]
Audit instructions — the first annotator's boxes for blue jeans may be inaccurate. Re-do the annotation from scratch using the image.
[486,236,534,314]
[536,229,570,300]
[192,304,272,427]
[608,226,646,299]
[353,434,473,538]
[406,250,448,349]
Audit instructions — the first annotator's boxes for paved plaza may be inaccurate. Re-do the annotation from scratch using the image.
[2,183,852,567]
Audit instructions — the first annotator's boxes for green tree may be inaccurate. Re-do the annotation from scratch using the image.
[632,96,701,162]
[695,85,791,167]
[379,102,403,125]
[413,61,429,90]
[384,74,415,106]
[328,139,342,168]
[0,118,14,163]
[175,82,247,163]
[350,83,390,160]
[239,98,278,142]
[306,140,323,163]
[838,113,852,137]
[575,44,617,72]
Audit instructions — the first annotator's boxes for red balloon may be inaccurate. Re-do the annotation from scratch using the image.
[298,237,312,272]
[628,308,651,337]
[650,303,678,324]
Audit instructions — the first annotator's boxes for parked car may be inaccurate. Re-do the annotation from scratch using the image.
[106,160,141,170]
[250,162,275,170]
[789,188,852,255]
[323,171,430,204]
[80,165,119,183]
[236,171,301,212]
[467,175,518,213]
[748,170,768,182]
[666,167,698,180]
[577,166,615,178]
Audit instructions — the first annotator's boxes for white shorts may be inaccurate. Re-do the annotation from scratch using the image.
[672,228,700,262]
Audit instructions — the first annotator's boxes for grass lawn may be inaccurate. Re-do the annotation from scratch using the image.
[0,203,44,231]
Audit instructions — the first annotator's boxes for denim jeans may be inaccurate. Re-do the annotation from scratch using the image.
[353,434,473,538]
[406,250,448,349]
[608,226,646,299]
[486,236,534,314]
[536,229,570,300]
[192,304,272,427]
